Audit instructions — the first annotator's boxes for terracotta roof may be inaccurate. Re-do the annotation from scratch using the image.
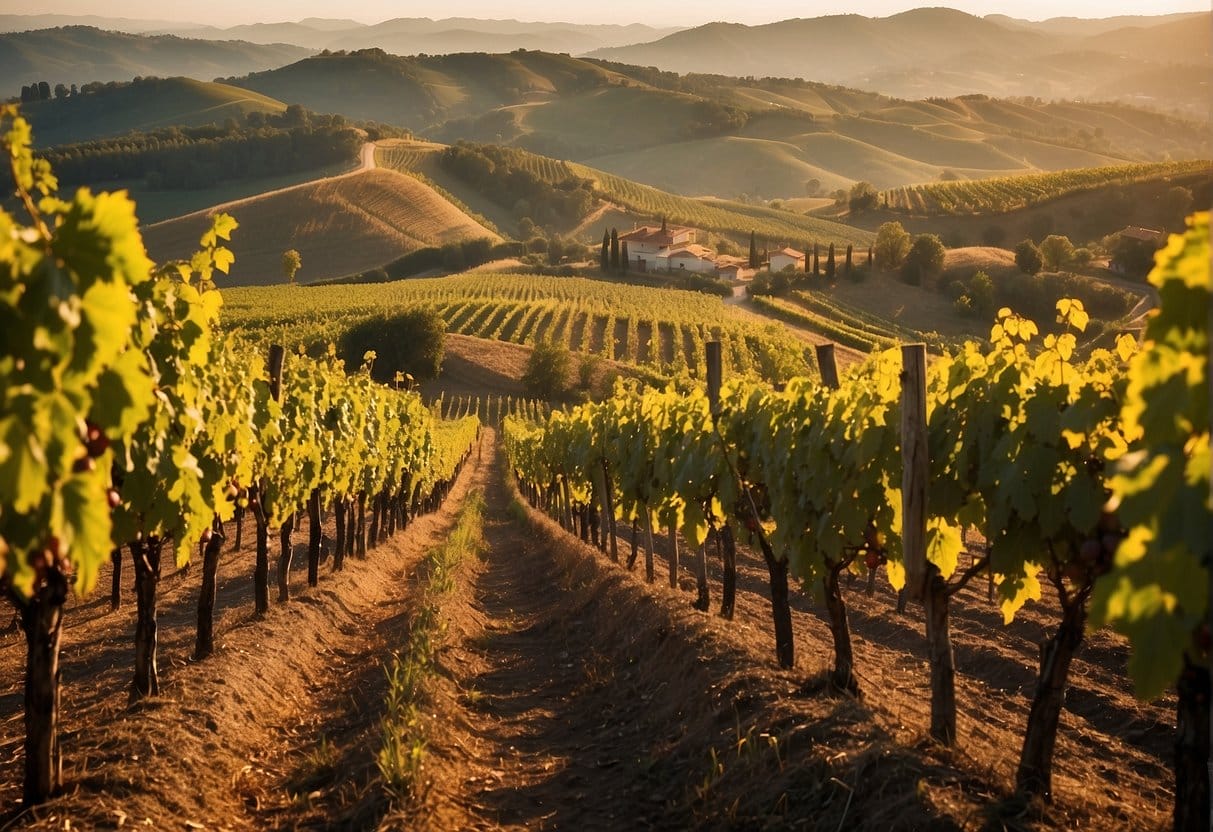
[715,255,749,268]
[666,244,715,259]
[619,225,696,245]
[772,247,804,258]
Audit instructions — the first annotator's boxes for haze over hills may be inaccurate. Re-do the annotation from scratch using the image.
[589,8,1212,118]
[0,13,679,54]
[0,26,312,94]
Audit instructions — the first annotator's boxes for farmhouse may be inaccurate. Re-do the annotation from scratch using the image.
[619,223,698,271]
[769,246,805,272]
[715,255,756,281]
[658,244,717,273]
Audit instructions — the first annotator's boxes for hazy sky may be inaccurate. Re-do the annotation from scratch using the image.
[19,0,1210,28]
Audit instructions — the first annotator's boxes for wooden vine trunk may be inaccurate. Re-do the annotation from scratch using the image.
[667,525,679,589]
[355,492,367,558]
[254,519,269,616]
[643,508,656,583]
[755,533,794,669]
[718,524,737,620]
[823,563,858,693]
[333,499,346,572]
[277,512,295,602]
[1173,655,1211,832]
[194,525,224,660]
[109,548,122,610]
[307,490,322,587]
[131,537,164,699]
[21,566,68,806]
[1016,592,1086,797]
[924,566,955,743]
[599,460,618,563]
[693,542,709,611]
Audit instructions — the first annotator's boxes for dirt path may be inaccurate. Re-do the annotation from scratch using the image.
[424,439,674,830]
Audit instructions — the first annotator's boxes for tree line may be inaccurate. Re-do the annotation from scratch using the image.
[439,141,595,228]
[39,107,406,190]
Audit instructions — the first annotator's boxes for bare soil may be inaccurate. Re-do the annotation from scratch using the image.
[0,434,1175,830]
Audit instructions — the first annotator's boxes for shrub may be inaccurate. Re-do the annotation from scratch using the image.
[339,308,446,383]
[1014,239,1043,275]
[522,340,570,399]
[874,221,911,270]
[900,234,945,285]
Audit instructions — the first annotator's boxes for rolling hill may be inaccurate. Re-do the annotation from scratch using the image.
[374,138,873,249]
[142,167,499,286]
[220,49,1209,200]
[21,77,287,147]
[589,9,1211,118]
[0,27,312,95]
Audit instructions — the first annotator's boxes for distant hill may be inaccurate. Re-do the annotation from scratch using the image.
[222,49,1208,200]
[142,168,499,285]
[590,9,1211,118]
[0,14,678,53]
[0,27,312,94]
[21,76,287,146]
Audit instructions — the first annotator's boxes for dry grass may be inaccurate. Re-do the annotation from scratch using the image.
[143,169,499,286]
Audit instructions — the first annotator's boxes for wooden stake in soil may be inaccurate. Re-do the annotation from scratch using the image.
[814,343,840,389]
[902,344,955,744]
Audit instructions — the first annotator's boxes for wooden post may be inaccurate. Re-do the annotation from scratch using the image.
[815,343,840,389]
[901,344,928,601]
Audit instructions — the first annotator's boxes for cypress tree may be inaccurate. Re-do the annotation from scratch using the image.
[845,244,853,276]
[600,230,610,272]
[621,241,630,273]
[813,244,820,276]
[826,242,836,279]
[867,245,874,270]
[610,228,620,270]
[748,231,758,269]
[661,216,668,233]
[805,245,812,274]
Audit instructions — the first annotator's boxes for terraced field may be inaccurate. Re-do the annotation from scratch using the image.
[222,273,811,382]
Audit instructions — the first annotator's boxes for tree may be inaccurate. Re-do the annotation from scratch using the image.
[813,244,820,276]
[825,242,836,279]
[874,221,911,270]
[748,230,758,269]
[848,181,878,213]
[600,229,609,272]
[1039,234,1075,271]
[1014,239,1043,275]
[53,83,67,100]
[621,241,630,273]
[968,270,995,319]
[866,245,874,270]
[900,233,945,285]
[844,244,853,276]
[339,308,446,381]
[281,249,302,285]
[660,216,668,233]
[522,339,570,399]
[1162,185,1193,226]
[610,228,620,271]
[37,81,50,100]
